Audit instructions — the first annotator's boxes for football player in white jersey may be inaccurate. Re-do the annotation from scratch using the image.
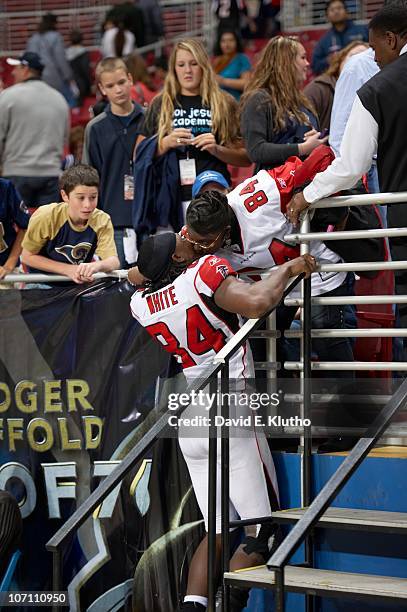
[184,146,355,372]
[130,232,316,612]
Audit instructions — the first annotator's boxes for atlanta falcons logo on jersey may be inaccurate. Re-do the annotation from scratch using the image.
[216,264,229,279]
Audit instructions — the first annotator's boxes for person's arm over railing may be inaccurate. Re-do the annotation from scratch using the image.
[287,96,378,225]
[21,249,119,284]
[214,255,316,319]
[0,228,25,279]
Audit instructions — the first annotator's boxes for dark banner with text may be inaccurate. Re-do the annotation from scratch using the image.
[0,283,203,612]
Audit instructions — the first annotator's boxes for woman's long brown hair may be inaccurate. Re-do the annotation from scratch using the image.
[241,36,316,133]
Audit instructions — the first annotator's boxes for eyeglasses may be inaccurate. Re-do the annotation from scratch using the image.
[181,228,225,251]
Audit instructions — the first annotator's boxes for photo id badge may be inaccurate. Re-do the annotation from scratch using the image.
[124,174,135,200]
[179,158,196,186]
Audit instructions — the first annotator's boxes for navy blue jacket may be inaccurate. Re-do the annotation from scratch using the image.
[0,179,29,266]
[83,102,144,228]
[311,21,368,75]
[132,136,183,240]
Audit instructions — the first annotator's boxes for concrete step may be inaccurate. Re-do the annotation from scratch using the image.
[224,566,407,601]
[272,507,407,533]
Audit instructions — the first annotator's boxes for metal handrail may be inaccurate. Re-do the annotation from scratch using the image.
[285,361,407,371]
[285,227,407,242]
[267,378,407,609]
[264,189,407,610]
[0,270,128,283]
[311,191,407,208]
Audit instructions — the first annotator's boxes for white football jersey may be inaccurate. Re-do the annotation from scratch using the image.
[217,160,346,296]
[130,255,254,381]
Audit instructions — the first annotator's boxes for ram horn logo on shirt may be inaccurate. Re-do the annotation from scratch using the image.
[216,264,229,279]
[55,242,92,264]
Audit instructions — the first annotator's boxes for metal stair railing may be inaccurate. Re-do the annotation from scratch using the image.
[267,377,407,611]
[219,191,407,612]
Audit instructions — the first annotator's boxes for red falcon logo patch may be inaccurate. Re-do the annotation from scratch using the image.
[216,264,229,279]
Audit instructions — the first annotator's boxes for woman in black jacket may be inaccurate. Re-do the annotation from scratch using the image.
[240,36,327,171]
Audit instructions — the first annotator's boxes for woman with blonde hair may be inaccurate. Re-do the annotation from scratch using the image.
[138,38,250,212]
[240,35,327,172]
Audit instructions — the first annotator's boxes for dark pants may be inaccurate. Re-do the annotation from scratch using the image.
[5,176,60,208]
[277,274,355,377]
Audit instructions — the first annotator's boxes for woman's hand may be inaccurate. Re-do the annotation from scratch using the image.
[162,128,193,150]
[303,128,319,141]
[298,130,328,156]
[192,133,218,155]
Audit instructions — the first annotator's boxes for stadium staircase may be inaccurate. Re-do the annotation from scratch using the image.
[225,504,407,609]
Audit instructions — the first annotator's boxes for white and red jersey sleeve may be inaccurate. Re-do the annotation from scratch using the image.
[194,255,237,296]
[267,156,303,215]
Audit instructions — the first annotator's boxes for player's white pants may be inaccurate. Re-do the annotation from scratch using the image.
[178,427,279,533]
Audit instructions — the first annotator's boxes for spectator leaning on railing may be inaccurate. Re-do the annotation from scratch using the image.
[21,165,119,285]
[287,4,407,344]
[0,179,29,286]
[311,0,368,75]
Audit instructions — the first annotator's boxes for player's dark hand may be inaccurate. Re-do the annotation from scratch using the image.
[287,254,317,278]
[128,266,146,286]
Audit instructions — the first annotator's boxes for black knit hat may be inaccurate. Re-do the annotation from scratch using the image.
[137,233,177,282]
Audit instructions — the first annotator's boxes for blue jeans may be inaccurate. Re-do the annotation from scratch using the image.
[114,228,127,269]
